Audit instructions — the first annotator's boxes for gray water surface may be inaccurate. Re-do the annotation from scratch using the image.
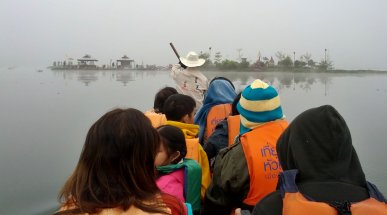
[0,68,386,215]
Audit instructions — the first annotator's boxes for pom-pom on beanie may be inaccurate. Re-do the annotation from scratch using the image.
[237,79,284,135]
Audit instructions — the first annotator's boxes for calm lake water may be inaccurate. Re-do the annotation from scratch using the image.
[1,67,386,215]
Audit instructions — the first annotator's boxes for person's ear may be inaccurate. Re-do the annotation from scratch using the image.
[170,151,181,163]
[181,114,190,123]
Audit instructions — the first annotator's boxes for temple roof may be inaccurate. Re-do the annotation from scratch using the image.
[117,55,133,62]
[77,54,98,61]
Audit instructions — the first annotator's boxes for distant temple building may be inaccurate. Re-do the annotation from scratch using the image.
[77,54,98,69]
[50,54,162,70]
[116,55,134,69]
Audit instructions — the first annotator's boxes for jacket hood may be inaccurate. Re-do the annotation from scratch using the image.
[194,78,236,142]
[277,105,366,187]
[165,120,199,139]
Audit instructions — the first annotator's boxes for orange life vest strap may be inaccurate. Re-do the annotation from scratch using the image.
[241,120,288,206]
[185,138,200,162]
[185,138,211,199]
[204,103,232,141]
[227,115,240,146]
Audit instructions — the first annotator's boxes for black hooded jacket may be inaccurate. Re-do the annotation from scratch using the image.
[252,105,379,215]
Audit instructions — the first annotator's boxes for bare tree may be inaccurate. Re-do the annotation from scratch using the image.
[275,51,286,61]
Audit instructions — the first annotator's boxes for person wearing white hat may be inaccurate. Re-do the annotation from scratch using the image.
[170,51,209,110]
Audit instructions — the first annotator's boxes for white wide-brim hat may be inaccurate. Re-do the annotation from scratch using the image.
[179,51,206,67]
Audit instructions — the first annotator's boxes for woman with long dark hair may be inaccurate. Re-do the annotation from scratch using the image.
[55,108,186,215]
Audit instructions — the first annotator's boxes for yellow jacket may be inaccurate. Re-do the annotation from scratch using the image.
[166,120,211,199]
[144,110,167,128]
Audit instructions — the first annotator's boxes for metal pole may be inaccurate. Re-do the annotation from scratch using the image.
[209,47,212,62]
[325,49,327,63]
[293,51,296,66]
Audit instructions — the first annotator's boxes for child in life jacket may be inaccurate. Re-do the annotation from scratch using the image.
[155,125,202,214]
[204,92,242,167]
[145,86,178,128]
[194,77,237,145]
[163,94,211,200]
[202,79,288,215]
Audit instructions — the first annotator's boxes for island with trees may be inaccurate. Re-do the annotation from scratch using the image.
[197,48,335,72]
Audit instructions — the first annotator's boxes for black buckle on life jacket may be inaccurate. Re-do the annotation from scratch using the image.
[329,201,351,215]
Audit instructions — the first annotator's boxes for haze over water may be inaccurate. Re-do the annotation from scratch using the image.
[1,68,387,215]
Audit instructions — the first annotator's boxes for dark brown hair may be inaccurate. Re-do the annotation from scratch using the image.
[57,108,178,214]
[153,87,178,113]
[157,125,187,164]
[163,94,196,121]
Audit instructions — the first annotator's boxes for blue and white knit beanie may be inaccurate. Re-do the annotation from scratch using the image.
[237,79,284,135]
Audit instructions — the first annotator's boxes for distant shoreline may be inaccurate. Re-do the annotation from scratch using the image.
[41,66,387,74]
[203,67,387,73]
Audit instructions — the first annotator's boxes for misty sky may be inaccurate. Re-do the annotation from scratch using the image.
[1,0,387,70]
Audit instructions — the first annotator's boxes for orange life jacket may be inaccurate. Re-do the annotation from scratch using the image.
[204,103,232,142]
[240,120,288,206]
[185,138,200,162]
[144,111,167,128]
[227,115,240,146]
[185,138,211,199]
[280,170,387,215]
